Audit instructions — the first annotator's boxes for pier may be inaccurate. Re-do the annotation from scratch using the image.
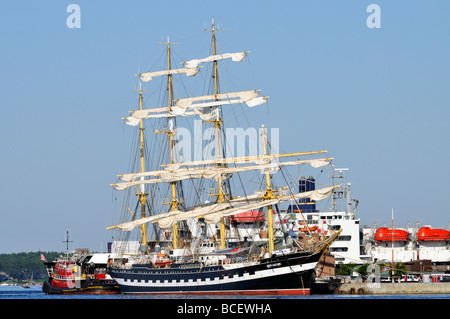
[336,282,450,295]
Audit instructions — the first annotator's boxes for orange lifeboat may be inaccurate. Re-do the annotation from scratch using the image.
[374,227,409,242]
[154,254,171,267]
[229,210,265,223]
[299,225,319,232]
[417,227,450,242]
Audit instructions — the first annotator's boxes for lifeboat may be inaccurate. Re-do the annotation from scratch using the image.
[229,210,265,223]
[417,227,450,242]
[374,227,409,242]
[299,225,319,232]
[154,254,171,267]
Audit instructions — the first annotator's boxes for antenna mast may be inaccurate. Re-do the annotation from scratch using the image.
[62,229,73,252]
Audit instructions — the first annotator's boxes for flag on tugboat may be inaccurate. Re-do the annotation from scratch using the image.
[40,254,46,262]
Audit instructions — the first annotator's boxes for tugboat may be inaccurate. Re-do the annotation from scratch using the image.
[42,231,121,295]
[42,251,121,295]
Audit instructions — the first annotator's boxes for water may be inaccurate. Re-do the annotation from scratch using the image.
[1,284,450,300]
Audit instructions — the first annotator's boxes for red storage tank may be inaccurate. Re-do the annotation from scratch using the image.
[417,227,450,242]
[374,227,409,242]
[229,210,265,223]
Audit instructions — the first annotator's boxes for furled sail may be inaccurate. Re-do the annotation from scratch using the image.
[107,192,263,231]
[177,90,258,105]
[107,186,337,231]
[203,186,335,225]
[171,90,266,115]
[183,51,249,69]
[138,67,201,82]
[162,151,330,170]
[119,157,331,182]
[123,90,268,125]
[111,158,332,191]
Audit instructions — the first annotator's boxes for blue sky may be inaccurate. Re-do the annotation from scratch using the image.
[1,1,449,253]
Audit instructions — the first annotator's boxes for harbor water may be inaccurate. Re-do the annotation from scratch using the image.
[2,284,450,300]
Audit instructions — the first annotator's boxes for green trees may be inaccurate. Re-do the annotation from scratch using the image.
[335,263,360,276]
[0,251,61,282]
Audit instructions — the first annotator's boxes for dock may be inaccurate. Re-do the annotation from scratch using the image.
[336,282,450,295]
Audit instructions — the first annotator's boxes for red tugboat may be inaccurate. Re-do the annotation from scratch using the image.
[42,251,121,295]
[374,227,409,242]
[417,227,450,242]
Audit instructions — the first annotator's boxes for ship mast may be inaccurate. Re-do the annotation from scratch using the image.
[136,85,149,249]
[158,37,180,249]
[261,126,275,253]
[62,229,73,253]
[204,18,227,249]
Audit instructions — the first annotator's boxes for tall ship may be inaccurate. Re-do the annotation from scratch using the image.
[107,19,341,295]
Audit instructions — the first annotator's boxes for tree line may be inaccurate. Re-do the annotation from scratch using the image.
[0,251,62,282]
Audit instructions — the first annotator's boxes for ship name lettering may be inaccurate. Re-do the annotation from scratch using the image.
[266,262,281,268]
[222,303,272,314]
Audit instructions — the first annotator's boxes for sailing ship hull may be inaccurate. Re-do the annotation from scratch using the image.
[110,250,322,295]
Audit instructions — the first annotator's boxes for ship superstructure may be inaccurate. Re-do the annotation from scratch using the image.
[283,168,371,265]
[362,223,450,267]
[283,169,450,269]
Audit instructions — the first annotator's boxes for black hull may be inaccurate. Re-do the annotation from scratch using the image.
[110,250,322,295]
[42,279,121,295]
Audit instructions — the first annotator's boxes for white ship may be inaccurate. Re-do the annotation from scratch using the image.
[280,168,450,270]
[281,167,371,265]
